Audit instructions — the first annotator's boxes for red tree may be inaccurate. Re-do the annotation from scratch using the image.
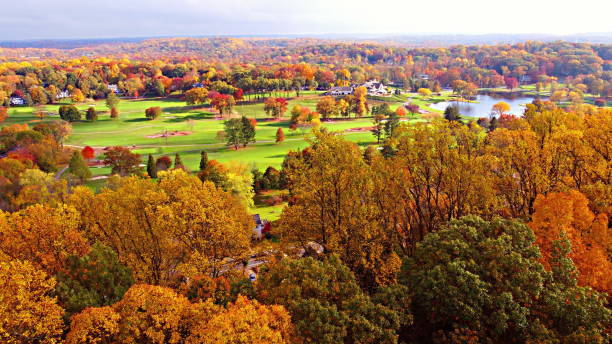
[81,146,95,160]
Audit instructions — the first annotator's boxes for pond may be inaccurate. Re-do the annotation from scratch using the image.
[429,94,543,118]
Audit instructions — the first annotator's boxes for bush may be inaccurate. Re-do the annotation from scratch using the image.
[145,106,162,120]
[110,107,119,118]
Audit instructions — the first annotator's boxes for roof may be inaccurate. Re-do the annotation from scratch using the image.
[253,214,262,225]
[328,86,353,92]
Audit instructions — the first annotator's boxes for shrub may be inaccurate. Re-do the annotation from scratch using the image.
[145,106,162,120]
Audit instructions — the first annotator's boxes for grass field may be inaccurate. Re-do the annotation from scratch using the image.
[4,92,438,173]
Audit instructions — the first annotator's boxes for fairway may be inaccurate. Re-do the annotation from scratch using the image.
[4,93,435,172]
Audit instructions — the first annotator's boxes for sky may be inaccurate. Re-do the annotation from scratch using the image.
[3,0,612,40]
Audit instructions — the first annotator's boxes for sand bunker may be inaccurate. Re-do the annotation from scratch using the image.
[146,131,192,138]
[345,126,374,132]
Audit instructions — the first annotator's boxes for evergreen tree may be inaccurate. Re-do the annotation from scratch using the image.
[55,243,134,316]
[444,105,462,122]
[68,151,91,182]
[199,151,209,171]
[489,116,499,131]
[371,114,385,143]
[384,112,400,138]
[85,107,97,121]
[240,116,256,147]
[174,153,185,170]
[147,154,157,178]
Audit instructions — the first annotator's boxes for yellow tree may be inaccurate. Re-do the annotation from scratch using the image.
[491,101,510,116]
[64,307,120,344]
[156,170,253,278]
[316,96,337,119]
[352,86,367,117]
[417,87,432,98]
[376,120,497,254]
[184,87,209,105]
[186,296,293,344]
[0,203,89,274]
[279,131,400,289]
[0,257,64,344]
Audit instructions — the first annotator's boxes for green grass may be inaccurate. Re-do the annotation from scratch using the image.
[6,95,425,173]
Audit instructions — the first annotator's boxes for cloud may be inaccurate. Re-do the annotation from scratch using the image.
[1,0,611,40]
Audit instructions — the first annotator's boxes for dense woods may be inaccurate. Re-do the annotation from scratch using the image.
[0,38,610,343]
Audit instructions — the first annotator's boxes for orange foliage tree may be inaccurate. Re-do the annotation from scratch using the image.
[529,190,611,293]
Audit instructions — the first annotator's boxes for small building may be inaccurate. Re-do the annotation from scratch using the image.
[253,214,264,240]
[107,84,119,94]
[418,74,429,81]
[361,79,389,96]
[57,90,70,99]
[326,86,354,96]
[10,97,24,106]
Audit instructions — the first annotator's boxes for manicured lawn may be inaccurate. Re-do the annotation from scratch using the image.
[3,93,442,175]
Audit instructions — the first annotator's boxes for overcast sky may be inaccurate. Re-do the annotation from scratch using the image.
[3,0,612,40]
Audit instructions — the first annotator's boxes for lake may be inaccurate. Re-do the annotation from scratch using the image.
[429,94,542,118]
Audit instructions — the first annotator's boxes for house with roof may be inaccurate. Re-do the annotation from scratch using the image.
[326,86,354,96]
[107,84,119,94]
[10,97,25,106]
[418,74,429,81]
[57,90,70,100]
[361,80,389,96]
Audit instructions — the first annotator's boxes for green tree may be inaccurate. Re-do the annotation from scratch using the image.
[59,105,81,122]
[371,114,385,143]
[257,256,399,344]
[68,151,92,182]
[85,107,97,121]
[402,216,611,343]
[105,92,119,110]
[174,153,185,170]
[199,151,208,171]
[224,118,243,150]
[146,154,157,178]
[55,243,134,316]
[384,112,400,138]
[444,105,462,122]
[240,116,256,147]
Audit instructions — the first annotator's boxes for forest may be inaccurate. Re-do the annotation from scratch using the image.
[0,38,610,344]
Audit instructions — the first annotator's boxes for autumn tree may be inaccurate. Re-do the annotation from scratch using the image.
[263,97,288,118]
[186,296,293,344]
[173,153,186,170]
[316,96,337,119]
[0,204,90,275]
[417,87,432,98]
[275,127,284,144]
[145,106,162,120]
[81,146,94,160]
[352,86,367,117]
[71,88,85,102]
[185,87,209,105]
[102,146,142,176]
[529,190,611,293]
[491,101,511,117]
[371,113,385,143]
[0,257,64,344]
[279,131,401,289]
[257,256,399,344]
[395,106,407,117]
[110,107,119,119]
